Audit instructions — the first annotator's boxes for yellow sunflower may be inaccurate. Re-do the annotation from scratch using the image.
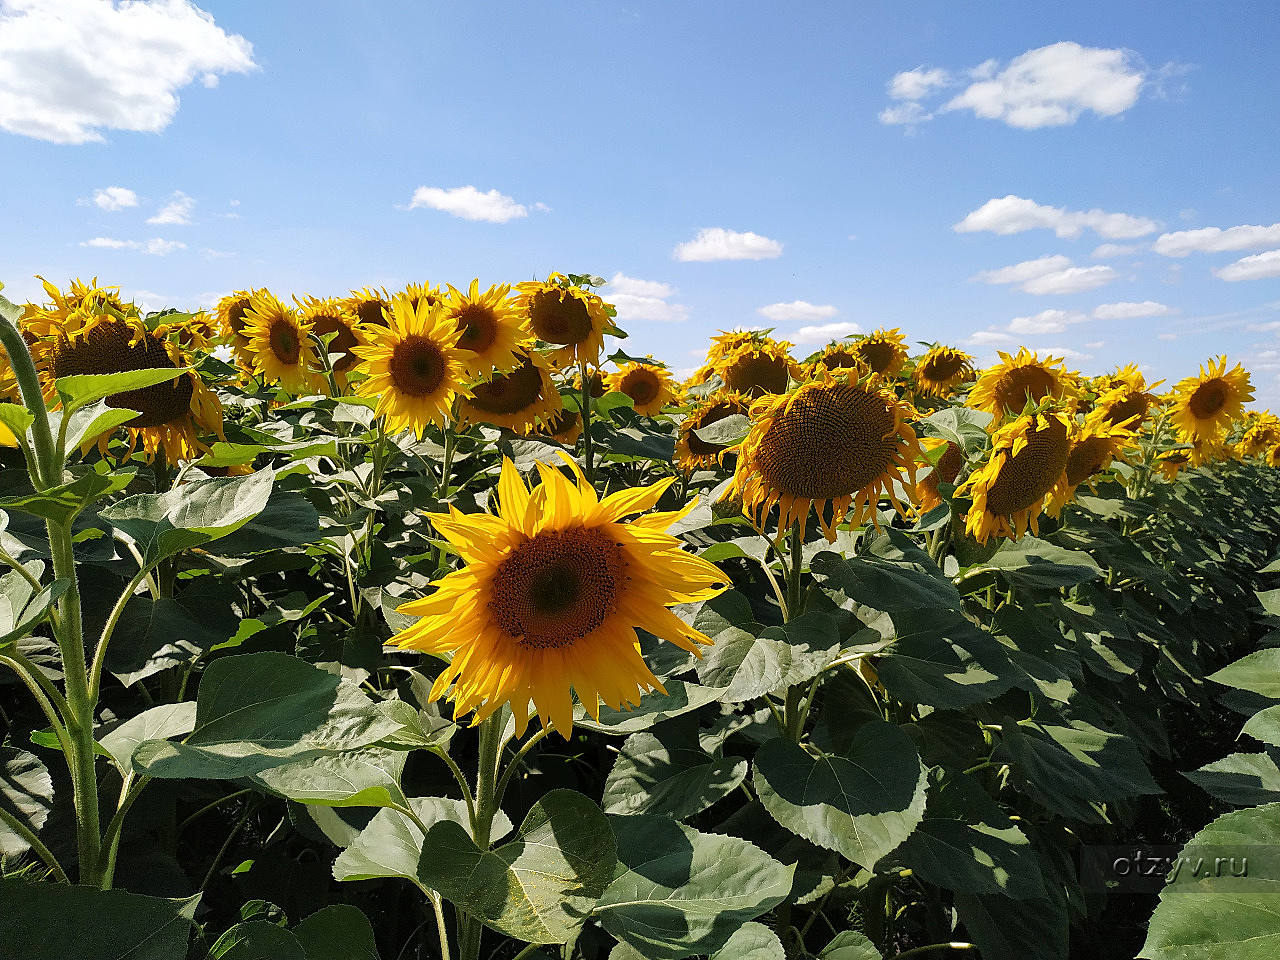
[1188,436,1233,468]
[405,282,445,313]
[24,276,130,340]
[730,368,921,541]
[676,392,753,473]
[968,348,1078,424]
[0,351,21,447]
[343,287,391,328]
[1156,449,1192,481]
[850,328,908,378]
[442,279,530,377]
[241,292,320,393]
[802,341,868,379]
[156,311,220,353]
[914,438,966,513]
[1093,382,1163,431]
[606,361,678,416]
[1047,419,1134,511]
[393,456,727,736]
[1169,356,1254,443]
[352,294,471,437]
[717,338,800,398]
[1240,413,1280,458]
[296,296,365,387]
[456,348,561,433]
[514,274,611,367]
[528,407,583,447]
[43,314,222,460]
[1266,443,1280,469]
[914,345,976,397]
[957,408,1075,543]
[215,290,261,369]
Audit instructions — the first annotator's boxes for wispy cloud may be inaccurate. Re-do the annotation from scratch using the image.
[974,254,1118,295]
[1215,249,1280,282]
[81,237,186,256]
[147,190,194,225]
[1093,301,1173,320]
[605,272,689,323]
[1154,223,1280,257]
[791,321,860,343]
[757,301,838,323]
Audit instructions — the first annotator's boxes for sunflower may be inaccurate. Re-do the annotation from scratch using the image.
[43,314,222,460]
[1048,419,1134,511]
[0,352,21,448]
[343,287,391,328]
[606,361,677,415]
[514,274,611,367]
[850,329,909,378]
[1188,436,1232,468]
[803,341,867,379]
[968,348,1078,424]
[1240,413,1280,458]
[528,407,583,447]
[914,438,966,513]
[157,311,220,353]
[717,339,800,398]
[1093,383,1162,431]
[352,294,471,437]
[731,369,921,540]
[1156,449,1192,481]
[241,292,320,393]
[215,290,261,369]
[575,368,606,398]
[1170,356,1254,443]
[24,276,129,340]
[393,456,727,736]
[1267,443,1280,469]
[456,348,561,433]
[914,345,976,397]
[442,279,529,377]
[296,296,365,386]
[956,408,1075,543]
[676,392,752,473]
[404,282,445,313]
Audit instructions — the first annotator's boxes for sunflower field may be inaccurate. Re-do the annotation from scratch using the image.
[3,273,1280,960]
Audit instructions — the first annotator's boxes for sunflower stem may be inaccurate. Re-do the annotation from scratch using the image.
[782,521,808,741]
[457,712,505,960]
[578,359,595,484]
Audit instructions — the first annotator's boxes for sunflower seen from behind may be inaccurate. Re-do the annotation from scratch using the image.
[443,279,529,377]
[606,361,677,416]
[528,407,583,447]
[1170,356,1253,443]
[215,290,262,371]
[393,456,727,736]
[515,274,611,367]
[352,294,471,437]
[968,348,1077,425]
[456,347,561,434]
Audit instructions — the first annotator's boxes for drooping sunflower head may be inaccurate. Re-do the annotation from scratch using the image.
[514,275,611,367]
[913,437,966,514]
[606,361,678,416]
[968,348,1078,425]
[457,347,561,434]
[295,296,365,382]
[1267,443,1280,469]
[686,330,763,389]
[1170,356,1254,443]
[215,290,262,367]
[802,341,868,379]
[731,368,922,540]
[24,276,135,342]
[154,311,220,353]
[676,391,752,473]
[850,328,909,378]
[1156,449,1191,481]
[914,345,976,397]
[1048,419,1135,511]
[352,294,471,437]
[393,456,727,736]
[716,338,800,398]
[241,292,320,393]
[443,279,530,377]
[1093,382,1163,431]
[1240,412,1280,458]
[528,406,583,447]
[956,407,1075,543]
[343,287,391,328]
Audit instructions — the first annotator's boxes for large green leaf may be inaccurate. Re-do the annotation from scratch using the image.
[575,680,724,734]
[293,905,379,960]
[417,789,616,944]
[811,542,963,617]
[959,536,1101,591]
[1210,650,1280,698]
[816,931,882,959]
[254,747,408,809]
[753,721,928,870]
[55,399,140,457]
[55,367,189,414]
[100,702,197,774]
[0,560,67,650]
[603,723,748,819]
[133,652,404,779]
[595,815,794,960]
[1183,752,1280,806]
[0,466,135,525]
[0,748,53,858]
[710,922,785,960]
[210,922,305,960]
[106,577,241,686]
[877,611,1016,708]
[0,880,198,960]
[954,892,1067,960]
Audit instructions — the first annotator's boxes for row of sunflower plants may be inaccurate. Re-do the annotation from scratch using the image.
[1,273,1279,960]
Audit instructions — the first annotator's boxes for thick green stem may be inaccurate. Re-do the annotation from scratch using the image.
[457,713,505,960]
[578,360,594,483]
[781,522,808,740]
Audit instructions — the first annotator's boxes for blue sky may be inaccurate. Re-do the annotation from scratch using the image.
[2,0,1278,405]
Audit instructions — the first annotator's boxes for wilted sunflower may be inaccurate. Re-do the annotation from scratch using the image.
[957,408,1074,543]
[1048,419,1134,511]
[851,329,909,378]
[676,392,752,473]
[352,294,471,437]
[442,279,529,377]
[528,407,583,446]
[242,292,320,393]
[215,290,261,369]
[607,361,677,415]
[43,315,222,460]
[914,345,976,397]
[717,339,800,398]
[394,456,727,736]
[514,274,611,367]
[156,311,219,353]
[1170,356,1254,443]
[296,296,365,387]
[343,287,391,328]
[731,369,921,540]
[914,438,966,513]
[968,348,1078,424]
[24,276,129,340]
[456,348,561,433]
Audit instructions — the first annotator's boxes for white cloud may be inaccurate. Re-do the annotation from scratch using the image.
[966,330,1015,345]
[1248,320,1280,333]
[605,272,688,324]
[147,190,194,225]
[0,0,255,144]
[1215,249,1280,282]
[1035,345,1094,361]
[673,227,782,262]
[975,254,1073,285]
[1008,309,1087,335]
[888,66,951,100]
[1154,223,1280,257]
[1093,300,1172,320]
[1157,333,1178,341]
[878,101,931,126]
[757,300,838,323]
[81,236,186,255]
[1091,242,1142,258]
[1022,265,1118,295]
[406,185,533,223]
[1084,340,1106,350]
[792,321,861,344]
[92,185,137,210]
[955,195,1158,239]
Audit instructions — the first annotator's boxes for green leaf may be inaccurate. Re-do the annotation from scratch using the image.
[56,399,140,456]
[0,879,198,960]
[692,413,750,447]
[1183,752,1280,806]
[106,577,241,686]
[253,747,408,809]
[811,543,962,617]
[960,536,1101,590]
[603,723,748,819]
[953,892,1067,960]
[1140,803,1280,959]
[1211,650,1280,698]
[100,469,276,563]
[0,748,53,858]
[595,815,794,960]
[133,652,405,779]
[55,367,189,414]
[293,905,379,960]
[816,930,882,959]
[752,721,928,870]
[0,564,68,650]
[1242,705,1280,747]
[917,405,991,455]
[417,789,616,944]
[877,611,1016,709]
[0,402,33,443]
[575,680,724,735]
[0,467,135,525]
[710,922,785,960]
[100,702,197,774]
[210,921,305,960]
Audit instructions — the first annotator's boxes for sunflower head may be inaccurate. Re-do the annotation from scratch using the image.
[1156,449,1192,481]
[296,296,365,381]
[528,407,583,447]
[968,348,1078,425]
[442,279,530,377]
[850,328,908,378]
[404,282,445,314]
[1240,413,1280,458]
[241,293,320,393]
[514,275,611,367]
[716,338,800,398]
[676,391,752,473]
[352,294,471,437]
[343,287,391,328]
[606,361,677,416]
[1266,443,1280,469]
[457,348,561,434]
[393,455,726,736]
[1170,356,1254,443]
[914,345,976,397]
[730,368,921,540]
[914,438,966,513]
[1093,383,1162,431]
[215,290,262,368]
[1048,419,1135,511]
[802,341,868,380]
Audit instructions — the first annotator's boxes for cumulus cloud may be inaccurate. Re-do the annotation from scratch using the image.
[878,101,932,126]
[1153,223,1280,257]
[406,185,534,223]
[605,272,688,323]
[673,227,782,262]
[81,236,186,255]
[975,254,1073,285]
[757,300,838,323]
[1092,300,1172,320]
[889,66,951,101]
[1008,309,1088,335]
[92,185,137,210]
[975,254,1117,295]
[0,0,255,144]
[955,195,1158,239]
[147,190,194,225]
[791,321,861,344]
[1215,249,1280,282]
